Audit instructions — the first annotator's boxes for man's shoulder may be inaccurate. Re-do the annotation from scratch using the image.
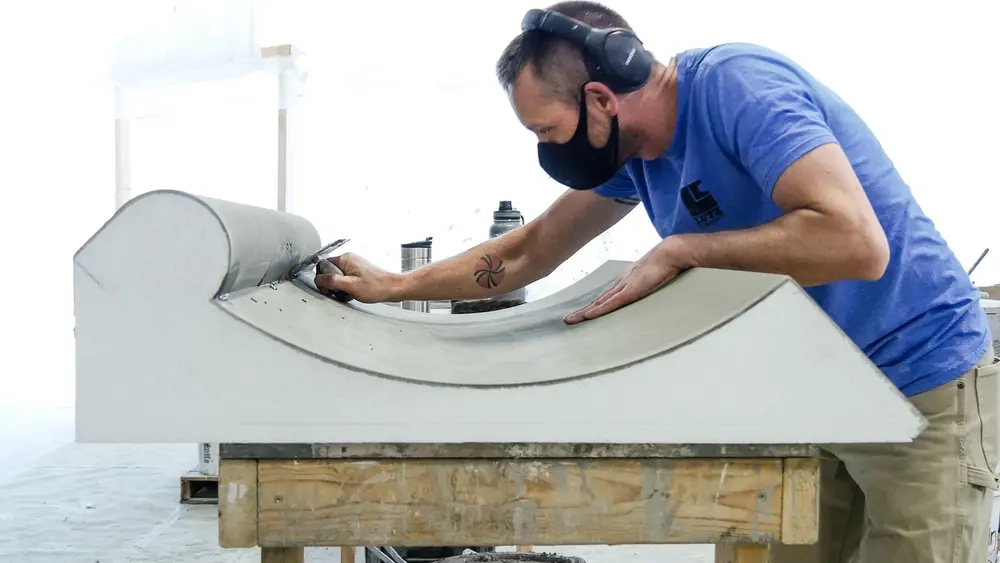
[680,42,806,85]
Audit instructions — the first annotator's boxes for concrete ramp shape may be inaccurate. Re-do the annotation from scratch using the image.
[74,190,925,445]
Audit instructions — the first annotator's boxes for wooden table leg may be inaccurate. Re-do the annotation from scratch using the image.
[341,546,356,563]
[715,544,771,563]
[515,546,533,553]
[262,547,305,563]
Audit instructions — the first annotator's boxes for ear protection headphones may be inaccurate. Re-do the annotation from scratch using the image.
[520,8,653,94]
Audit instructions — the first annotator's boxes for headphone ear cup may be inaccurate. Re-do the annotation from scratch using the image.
[599,32,652,93]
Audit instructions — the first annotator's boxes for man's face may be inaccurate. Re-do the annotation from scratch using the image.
[508,67,644,165]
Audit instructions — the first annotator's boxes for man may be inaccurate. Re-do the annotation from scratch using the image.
[317,2,998,562]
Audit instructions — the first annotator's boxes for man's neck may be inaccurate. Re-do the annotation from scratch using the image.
[636,59,680,160]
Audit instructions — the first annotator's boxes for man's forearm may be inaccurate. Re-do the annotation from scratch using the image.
[672,208,890,287]
[390,227,547,302]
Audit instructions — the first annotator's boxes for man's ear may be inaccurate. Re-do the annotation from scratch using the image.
[583,82,620,116]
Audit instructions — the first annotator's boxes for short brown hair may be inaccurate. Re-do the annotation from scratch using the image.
[494,1,633,106]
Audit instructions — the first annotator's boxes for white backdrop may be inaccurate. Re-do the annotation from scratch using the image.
[0,0,997,411]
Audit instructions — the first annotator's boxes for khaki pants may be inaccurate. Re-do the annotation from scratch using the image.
[771,350,1000,563]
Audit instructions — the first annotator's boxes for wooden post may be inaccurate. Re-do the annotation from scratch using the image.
[218,459,258,548]
[780,458,820,545]
[114,111,131,212]
[261,44,305,214]
[113,86,131,211]
[114,118,130,210]
[276,106,289,212]
[713,457,820,563]
[714,544,771,563]
[261,547,305,563]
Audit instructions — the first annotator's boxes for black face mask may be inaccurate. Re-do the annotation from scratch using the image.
[537,92,622,191]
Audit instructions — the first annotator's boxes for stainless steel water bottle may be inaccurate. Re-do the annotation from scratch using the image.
[400,237,432,312]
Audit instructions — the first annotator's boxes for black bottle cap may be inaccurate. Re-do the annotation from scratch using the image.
[401,236,433,249]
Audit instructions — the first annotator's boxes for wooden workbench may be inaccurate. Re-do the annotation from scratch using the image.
[217,443,821,563]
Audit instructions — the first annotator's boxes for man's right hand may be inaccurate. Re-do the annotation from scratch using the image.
[315,253,401,303]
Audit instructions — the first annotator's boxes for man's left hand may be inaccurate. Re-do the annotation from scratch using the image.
[564,236,698,324]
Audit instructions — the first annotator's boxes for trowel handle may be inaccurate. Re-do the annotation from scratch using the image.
[316,259,354,303]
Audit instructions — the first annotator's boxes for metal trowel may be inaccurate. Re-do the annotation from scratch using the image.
[288,238,354,302]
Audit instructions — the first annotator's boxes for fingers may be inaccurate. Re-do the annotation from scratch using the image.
[314,253,371,303]
[315,271,357,293]
[316,259,342,276]
[328,253,349,270]
[564,278,628,324]
[317,254,355,291]
[577,269,678,322]
[593,277,627,307]
[576,286,637,321]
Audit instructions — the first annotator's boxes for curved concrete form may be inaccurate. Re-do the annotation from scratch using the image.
[74,190,926,445]
[219,262,787,387]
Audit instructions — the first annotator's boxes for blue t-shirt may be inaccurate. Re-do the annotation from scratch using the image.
[595,42,989,396]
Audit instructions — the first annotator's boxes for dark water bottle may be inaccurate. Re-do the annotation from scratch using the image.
[489,201,526,303]
[490,201,524,239]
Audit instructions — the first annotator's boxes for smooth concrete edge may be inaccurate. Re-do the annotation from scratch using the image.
[791,281,930,440]
[75,189,321,299]
[74,189,218,261]
[214,266,790,388]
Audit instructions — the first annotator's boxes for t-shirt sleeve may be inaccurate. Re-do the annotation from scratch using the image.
[700,54,839,199]
[592,166,638,199]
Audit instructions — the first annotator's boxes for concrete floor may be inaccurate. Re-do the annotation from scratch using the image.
[0,405,713,563]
